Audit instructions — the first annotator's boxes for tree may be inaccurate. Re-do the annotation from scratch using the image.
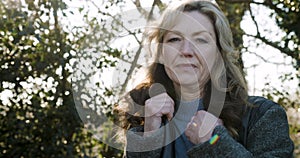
[0,0,121,157]
[0,0,299,157]
[222,1,300,155]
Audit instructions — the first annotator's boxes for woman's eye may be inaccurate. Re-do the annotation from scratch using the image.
[196,38,208,43]
[167,37,181,43]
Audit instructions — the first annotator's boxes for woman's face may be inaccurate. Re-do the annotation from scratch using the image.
[161,11,219,88]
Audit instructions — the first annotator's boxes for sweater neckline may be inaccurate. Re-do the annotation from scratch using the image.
[174,98,203,122]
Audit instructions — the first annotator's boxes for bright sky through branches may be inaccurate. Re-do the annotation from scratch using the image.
[64,0,298,96]
[1,0,298,105]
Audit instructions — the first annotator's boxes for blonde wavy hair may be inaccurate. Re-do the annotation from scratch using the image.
[146,0,246,93]
[115,0,249,139]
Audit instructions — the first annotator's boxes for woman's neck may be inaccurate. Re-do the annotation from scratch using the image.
[174,83,205,101]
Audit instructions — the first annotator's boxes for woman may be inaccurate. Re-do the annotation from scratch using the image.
[114,0,294,157]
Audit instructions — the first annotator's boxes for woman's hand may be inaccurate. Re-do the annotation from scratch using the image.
[185,111,223,144]
[144,92,174,133]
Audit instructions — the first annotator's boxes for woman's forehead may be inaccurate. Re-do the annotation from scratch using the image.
[165,11,215,38]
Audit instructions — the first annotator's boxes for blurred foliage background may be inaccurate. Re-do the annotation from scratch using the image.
[0,0,299,157]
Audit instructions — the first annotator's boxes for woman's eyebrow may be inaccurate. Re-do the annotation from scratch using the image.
[192,31,212,36]
[166,30,182,36]
[167,30,212,36]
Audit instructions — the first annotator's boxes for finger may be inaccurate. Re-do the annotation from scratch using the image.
[146,94,174,117]
[194,111,220,137]
[195,111,219,123]
[185,124,197,143]
[189,116,199,125]
[158,104,174,119]
[217,118,223,125]
[191,121,198,127]
[166,112,173,121]
[166,100,175,120]
[186,120,196,130]
[145,93,173,107]
[151,93,174,108]
[185,129,191,139]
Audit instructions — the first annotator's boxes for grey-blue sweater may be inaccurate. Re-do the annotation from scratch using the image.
[125,96,294,158]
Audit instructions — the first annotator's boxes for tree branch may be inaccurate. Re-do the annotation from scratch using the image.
[89,0,142,45]
[244,49,292,67]
[100,49,142,68]
[245,33,297,60]
[120,0,158,94]
[248,3,260,37]
[131,0,148,18]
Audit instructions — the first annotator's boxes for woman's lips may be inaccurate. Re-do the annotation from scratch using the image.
[176,64,197,69]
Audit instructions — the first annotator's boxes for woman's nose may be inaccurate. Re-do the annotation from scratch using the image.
[180,40,193,57]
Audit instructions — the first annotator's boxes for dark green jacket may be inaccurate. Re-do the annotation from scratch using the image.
[125,96,294,157]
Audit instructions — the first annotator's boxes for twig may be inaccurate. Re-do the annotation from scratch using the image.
[245,33,296,60]
[248,2,260,37]
[119,0,159,94]
[244,48,292,66]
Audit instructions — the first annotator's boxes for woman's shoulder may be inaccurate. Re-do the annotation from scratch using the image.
[247,96,285,121]
[247,96,283,114]
[240,96,284,135]
[245,96,288,132]
[248,96,281,107]
[239,96,290,146]
[247,96,285,122]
